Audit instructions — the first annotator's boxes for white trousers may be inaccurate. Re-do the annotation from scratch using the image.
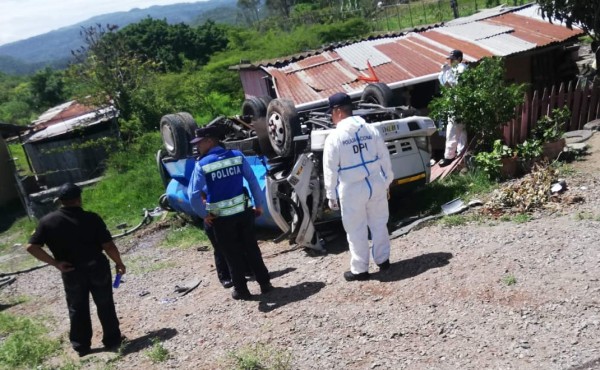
[444,119,467,159]
[339,178,390,274]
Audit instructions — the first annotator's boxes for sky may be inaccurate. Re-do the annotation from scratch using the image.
[0,0,199,46]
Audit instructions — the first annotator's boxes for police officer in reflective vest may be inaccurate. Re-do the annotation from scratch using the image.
[188,126,273,300]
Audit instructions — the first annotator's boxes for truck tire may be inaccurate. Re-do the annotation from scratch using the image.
[242,97,268,120]
[160,113,197,159]
[361,83,393,107]
[265,99,301,158]
[156,149,171,188]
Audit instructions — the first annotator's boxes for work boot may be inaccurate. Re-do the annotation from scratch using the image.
[343,271,370,282]
[438,157,455,167]
[377,260,390,271]
[260,282,274,294]
[231,288,252,300]
[220,279,234,289]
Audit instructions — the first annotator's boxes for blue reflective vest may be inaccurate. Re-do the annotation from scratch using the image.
[188,146,264,218]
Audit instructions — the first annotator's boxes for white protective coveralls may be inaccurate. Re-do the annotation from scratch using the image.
[439,62,468,159]
[323,116,393,274]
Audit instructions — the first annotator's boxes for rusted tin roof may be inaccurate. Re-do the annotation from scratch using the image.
[249,4,583,108]
[31,101,101,131]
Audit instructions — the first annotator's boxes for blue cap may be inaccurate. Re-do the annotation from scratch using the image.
[190,126,223,144]
[326,92,352,114]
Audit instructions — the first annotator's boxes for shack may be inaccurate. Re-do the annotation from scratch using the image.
[17,102,119,218]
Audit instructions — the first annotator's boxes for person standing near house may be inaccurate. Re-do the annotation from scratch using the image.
[323,92,394,281]
[188,126,272,300]
[26,182,125,357]
[438,49,468,167]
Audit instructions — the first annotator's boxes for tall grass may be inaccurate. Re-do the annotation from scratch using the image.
[83,132,165,230]
[0,312,60,368]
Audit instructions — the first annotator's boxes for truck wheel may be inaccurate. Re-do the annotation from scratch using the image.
[242,97,268,120]
[175,112,198,139]
[156,149,171,188]
[265,99,300,158]
[361,83,393,107]
[160,113,197,159]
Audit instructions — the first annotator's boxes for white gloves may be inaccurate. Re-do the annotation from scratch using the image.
[328,199,339,211]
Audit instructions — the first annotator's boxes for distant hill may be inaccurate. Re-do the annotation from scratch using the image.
[0,0,238,75]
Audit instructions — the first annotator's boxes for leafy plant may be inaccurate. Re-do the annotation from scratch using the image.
[515,140,543,161]
[429,57,526,151]
[474,139,514,179]
[146,338,169,363]
[533,107,570,142]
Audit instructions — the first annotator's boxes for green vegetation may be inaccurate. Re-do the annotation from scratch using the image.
[161,221,210,250]
[429,57,526,152]
[0,312,61,368]
[146,338,170,364]
[225,343,292,370]
[502,274,517,286]
[83,132,164,230]
[511,213,532,223]
[390,170,495,222]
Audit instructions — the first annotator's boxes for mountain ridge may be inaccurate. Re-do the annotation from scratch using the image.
[0,0,237,75]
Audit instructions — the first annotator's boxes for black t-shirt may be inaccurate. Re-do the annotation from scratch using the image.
[29,206,112,265]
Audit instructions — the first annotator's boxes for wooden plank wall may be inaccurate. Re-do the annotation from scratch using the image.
[504,80,600,146]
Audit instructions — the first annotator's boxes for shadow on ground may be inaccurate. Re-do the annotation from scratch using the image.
[120,327,178,356]
[257,281,325,313]
[0,200,27,234]
[373,252,453,282]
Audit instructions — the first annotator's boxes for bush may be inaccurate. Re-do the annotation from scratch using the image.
[428,57,526,151]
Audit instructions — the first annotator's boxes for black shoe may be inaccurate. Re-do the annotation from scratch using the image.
[76,347,91,357]
[260,283,274,294]
[438,157,455,167]
[220,279,234,289]
[231,288,252,300]
[104,335,125,350]
[343,271,370,281]
[377,260,390,271]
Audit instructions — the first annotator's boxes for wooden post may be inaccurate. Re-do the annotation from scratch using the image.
[549,84,557,113]
[521,92,530,142]
[588,85,600,122]
[540,87,549,118]
[530,89,540,131]
[557,82,565,108]
[579,84,590,129]
[570,85,583,131]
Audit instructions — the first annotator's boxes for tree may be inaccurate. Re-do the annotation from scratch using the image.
[117,18,228,72]
[69,24,159,127]
[537,0,600,69]
[428,57,526,150]
[29,67,68,110]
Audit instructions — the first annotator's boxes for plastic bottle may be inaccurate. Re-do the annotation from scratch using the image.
[113,273,122,288]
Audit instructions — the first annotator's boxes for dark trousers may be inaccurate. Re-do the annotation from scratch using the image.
[205,220,253,284]
[61,256,121,351]
[211,208,270,292]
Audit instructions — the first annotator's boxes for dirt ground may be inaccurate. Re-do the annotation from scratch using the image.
[2,134,600,370]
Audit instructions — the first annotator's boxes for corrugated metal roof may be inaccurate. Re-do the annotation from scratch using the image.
[26,106,118,143]
[257,3,583,107]
[434,22,513,41]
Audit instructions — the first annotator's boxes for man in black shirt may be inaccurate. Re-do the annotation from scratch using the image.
[26,182,126,357]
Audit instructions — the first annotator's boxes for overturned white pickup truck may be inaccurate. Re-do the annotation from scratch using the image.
[158,83,436,251]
